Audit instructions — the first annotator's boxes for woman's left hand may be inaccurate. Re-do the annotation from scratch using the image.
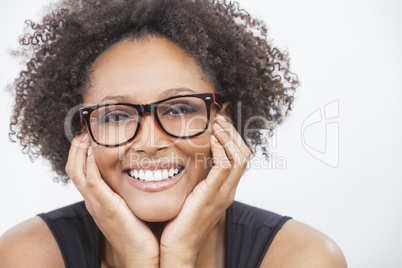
[159,115,252,267]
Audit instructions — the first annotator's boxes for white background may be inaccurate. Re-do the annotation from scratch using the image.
[1,0,401,267]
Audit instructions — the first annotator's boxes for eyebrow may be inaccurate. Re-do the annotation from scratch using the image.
[100,88,197,104]
[158,88,196,99]
[100,95,133,103]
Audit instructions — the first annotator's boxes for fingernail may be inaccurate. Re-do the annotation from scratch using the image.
[87,146,93,156]
[82,134,88,141]
[216,114,227,122]
[211,135,218,142]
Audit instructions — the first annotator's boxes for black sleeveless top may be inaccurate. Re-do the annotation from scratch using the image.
[38,201,291,268]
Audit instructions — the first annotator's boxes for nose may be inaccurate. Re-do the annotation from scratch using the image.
[128,113,171,154]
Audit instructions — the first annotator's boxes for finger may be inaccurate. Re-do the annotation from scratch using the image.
[69,135,91,190]
[215,115,252,160]
[213,122,249,170]
[66,133,86,169]
[206,133,242,205]
[203,134,231,189]
[212,124,249,193]
[84,148,117,206]
[214,115,241,147]
[210,133,231,170]
[65,133,88,180]
[209,129,246,185]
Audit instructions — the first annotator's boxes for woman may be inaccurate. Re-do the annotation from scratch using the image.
[0,0,347,267]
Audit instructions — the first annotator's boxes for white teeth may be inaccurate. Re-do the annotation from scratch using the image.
[162,170,169,180]
[130,170,139,179]
[145,170,153,181]
[128,167,183,182]
[154,170,162,181]
[139,170,145,180]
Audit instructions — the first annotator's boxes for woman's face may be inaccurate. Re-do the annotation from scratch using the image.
[83,36,223,222]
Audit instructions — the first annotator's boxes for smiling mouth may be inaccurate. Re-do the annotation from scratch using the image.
[125,166,185,182]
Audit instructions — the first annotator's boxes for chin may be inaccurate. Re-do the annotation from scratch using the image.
[128,197,184,222]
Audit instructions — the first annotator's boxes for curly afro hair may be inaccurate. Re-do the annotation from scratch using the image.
[9,0,299,181]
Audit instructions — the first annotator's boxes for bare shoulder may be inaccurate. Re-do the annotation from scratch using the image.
[0,216,64,268]
[261,219,347,268]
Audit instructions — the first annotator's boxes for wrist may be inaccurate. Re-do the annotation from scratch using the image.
[160,250,196,268]
[121,259,159,268]
[117,251,159,268]
[123,264,159,268]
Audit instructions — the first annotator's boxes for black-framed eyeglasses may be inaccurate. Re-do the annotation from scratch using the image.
[80,93,224,147]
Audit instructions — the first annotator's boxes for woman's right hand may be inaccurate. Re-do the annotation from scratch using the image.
[65,133,159,268]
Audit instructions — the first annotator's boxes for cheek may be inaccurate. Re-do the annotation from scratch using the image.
[182,130,211,154]
[93,145,123,177]
[178,133,213,174]
[181,124,214,149]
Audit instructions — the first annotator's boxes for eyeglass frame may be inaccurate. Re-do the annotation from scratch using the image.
[79,92,224,147]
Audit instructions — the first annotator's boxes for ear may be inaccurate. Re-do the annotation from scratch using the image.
[217,101,232,119]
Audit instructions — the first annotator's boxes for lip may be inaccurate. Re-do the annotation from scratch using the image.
[123,166,186,192]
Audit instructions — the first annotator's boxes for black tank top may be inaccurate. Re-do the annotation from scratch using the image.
[38,201,291,268]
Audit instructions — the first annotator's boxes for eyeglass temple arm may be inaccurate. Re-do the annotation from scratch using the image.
[79,108,85,124]
[213,93,224,109]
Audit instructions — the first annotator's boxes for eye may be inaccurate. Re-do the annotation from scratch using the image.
[162,104,198,116]
[101,112,130,124]
[93,105,140,125]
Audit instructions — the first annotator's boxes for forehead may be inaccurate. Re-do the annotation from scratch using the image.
[84,36,214,104]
